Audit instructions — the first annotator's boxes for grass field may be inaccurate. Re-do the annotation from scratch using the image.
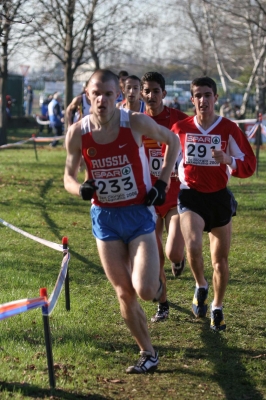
[0,125,265,399]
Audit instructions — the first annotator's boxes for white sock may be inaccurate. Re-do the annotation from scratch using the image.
[196,283,208,290]
[211,302,222,311]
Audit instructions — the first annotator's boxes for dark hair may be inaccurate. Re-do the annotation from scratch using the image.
[190,76,217,96]
[125,75,141,84]
[118,70,129,79]
[140,72,165,91]
[89,69,119,90]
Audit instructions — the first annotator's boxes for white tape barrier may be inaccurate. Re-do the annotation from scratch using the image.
[0,218,64,252]
[36,116,51,125]
[231,118,257,124]
[0,135,65,149]
[0,138,33,149]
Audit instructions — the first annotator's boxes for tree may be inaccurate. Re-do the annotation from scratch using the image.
[201,0,266,115]
[0,0,30,145]
[26,0,137,114]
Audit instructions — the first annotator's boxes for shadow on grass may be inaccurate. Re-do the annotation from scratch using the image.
[150,300,264,398]
[197,324,264,399]
[37,178,105,278]
[0,380,111,399]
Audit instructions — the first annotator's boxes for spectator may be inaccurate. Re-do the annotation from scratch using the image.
[39,95,52,135]
[26,85,34,116]
[48,92,64,147]
[6,95,12,119]
[170,97,181,110]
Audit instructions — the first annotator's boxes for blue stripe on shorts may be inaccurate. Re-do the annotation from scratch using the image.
[90,204,157,243]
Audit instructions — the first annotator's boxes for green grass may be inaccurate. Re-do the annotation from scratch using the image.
[0,125,266,399]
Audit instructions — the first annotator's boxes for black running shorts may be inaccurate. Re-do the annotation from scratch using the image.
[178,187,237,232]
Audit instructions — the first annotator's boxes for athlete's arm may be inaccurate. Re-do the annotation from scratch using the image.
[130,112,180,184]
[227,126,256,178]
[64,123,83,197]
[65,95,82,127]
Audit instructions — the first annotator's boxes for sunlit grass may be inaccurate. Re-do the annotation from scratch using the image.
[0,133,265,399]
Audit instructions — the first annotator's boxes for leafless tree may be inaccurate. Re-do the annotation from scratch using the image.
[201,0,266,115]
[25,0,138,112]
[0,0,31,145]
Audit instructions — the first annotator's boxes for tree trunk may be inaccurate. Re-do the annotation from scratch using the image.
[64,0,75,112]
[0,37,9,146]
[64,64,74,117]
[90,25,100,70]
[0,76,8,146]
[202,2,228,94]
[240,39,266,116]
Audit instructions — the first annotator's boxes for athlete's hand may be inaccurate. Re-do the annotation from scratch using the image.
[145,179,167,206]
[79,179,98,201]
[212,149,232,165]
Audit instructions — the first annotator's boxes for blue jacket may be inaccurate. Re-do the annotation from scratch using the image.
[48,99,63,127]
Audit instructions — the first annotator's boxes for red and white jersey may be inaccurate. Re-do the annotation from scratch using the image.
[81,108,152,207]
[172,115,256,193]
[143,106,187,182]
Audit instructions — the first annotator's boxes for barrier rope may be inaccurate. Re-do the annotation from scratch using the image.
[0,217,71,319]
[0,219,70,389]
[0,252,70,320]
[0,134,65,149]
[0,218,64,252]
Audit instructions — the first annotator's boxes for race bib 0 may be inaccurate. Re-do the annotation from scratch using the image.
[185,133,221,166]
[149,148,178,177]
[92,164,138,203]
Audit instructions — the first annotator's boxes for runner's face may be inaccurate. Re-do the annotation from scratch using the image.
[141,81,166,112]
[123,79,141,103]
[88,79,119,118]
[191,85,218,117]
[119,76,128,91]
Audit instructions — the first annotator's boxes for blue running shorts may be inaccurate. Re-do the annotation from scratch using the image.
[178,187,237,232]
[90,204,157,243]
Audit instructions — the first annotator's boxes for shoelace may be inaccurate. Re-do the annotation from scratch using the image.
[213,310,222,325]
[197,288,207,305]
[137,355,150,367]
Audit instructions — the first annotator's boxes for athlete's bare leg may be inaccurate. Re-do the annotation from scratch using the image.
[96,232,160,356]
[165,210,185,263]
[179,211,207,287]
[155,216,167,303]
[209,222,231,307]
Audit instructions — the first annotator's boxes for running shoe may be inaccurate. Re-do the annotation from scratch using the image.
[210,306,226,331]
[192,286,208,318]
[126,351,159,374]
[151,304,169,323]
[172,257,186,277]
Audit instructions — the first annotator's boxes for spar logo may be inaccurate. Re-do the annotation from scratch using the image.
[212,136,220,144]
[187,135,211,144]
[122,166,131,175]
[150,149,161,157]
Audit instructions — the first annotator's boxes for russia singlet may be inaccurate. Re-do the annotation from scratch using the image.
[81,109,152,207]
